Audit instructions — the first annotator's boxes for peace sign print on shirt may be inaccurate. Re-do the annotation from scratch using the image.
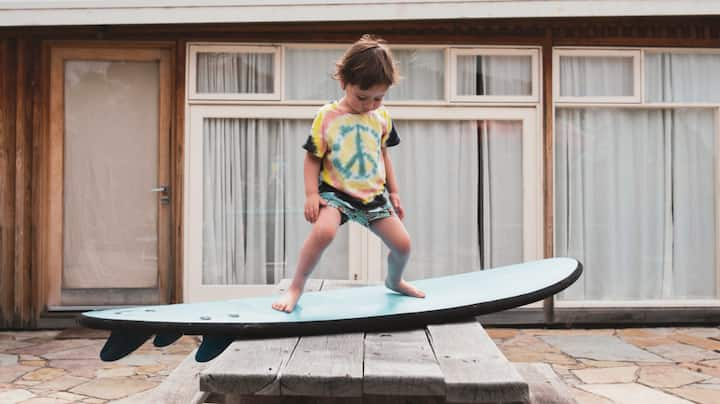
[331,123,381,181]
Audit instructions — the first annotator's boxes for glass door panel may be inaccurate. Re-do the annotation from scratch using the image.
[380,119,525,281]
[187,114,353,301]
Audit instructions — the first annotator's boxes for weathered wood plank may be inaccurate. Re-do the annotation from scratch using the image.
[0,39,17,329]
[363,329,444,397]
[280,333,364,397]
[427,321,529,404]
[200,337,298,397]
[514,363,577,404]
[14,37,34,328]
[111,348,209,404]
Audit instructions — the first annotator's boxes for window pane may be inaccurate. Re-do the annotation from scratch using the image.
[646,52,720,103]
[386,49,445,101]
[196,52,274,94]
[285,48,344,101]
[285,48,445,101]
[381,119,523,281]
[202,118,349,285]
[456,55,532,96]
[559,55,634,97]
[63,60,159,295]
[555,108,716,300]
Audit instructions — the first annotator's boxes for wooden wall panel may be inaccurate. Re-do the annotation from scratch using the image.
[14,38,34,328]
[0,39,17,329]
[172,39,186,304]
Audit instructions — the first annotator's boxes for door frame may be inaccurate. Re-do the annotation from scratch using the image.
[46,43,173,309]
[185,105,542,301]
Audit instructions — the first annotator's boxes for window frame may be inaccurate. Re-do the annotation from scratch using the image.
[185,105,542,301]
[449,48,540,103]
[188,43,282,101]
[553,48,642,104]
[553,46,720,306]
[184,41,544,302]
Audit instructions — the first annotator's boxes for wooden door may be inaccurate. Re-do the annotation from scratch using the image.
[47,45,172,308]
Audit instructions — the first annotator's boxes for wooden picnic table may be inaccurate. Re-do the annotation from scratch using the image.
[195,279,575,404]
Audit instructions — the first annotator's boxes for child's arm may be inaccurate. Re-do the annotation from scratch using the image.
[382,148,404,220]
[303,152,326,223]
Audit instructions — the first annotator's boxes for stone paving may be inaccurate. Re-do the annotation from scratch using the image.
[0,327,718,403]
[489,327,720,404]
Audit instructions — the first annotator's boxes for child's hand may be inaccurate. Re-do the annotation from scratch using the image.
[389,192,404,220]
[304,193,327,223]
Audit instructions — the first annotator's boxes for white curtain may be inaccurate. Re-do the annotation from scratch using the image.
[645,52,720,103]
[382,119,524,280]
[199,47,529,286]
[63,60,159,290]
[456,55,532,96]
[284,48,445,101]
[556,108,715,300]
[556,52,719,301]
[202,118,349,285]
[386,49,445,100]
[559,56,634,97]
[197,52,274,93]
[284,48,344,101]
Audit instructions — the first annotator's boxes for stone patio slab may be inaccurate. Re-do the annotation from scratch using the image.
[572,366,637,384]
[638,365,709,388]
[0,388,34,403]
[0,365,38,383]
[0,353,18,367]
[668,385,720,404]
[540,335,671,363]
[578,383,693,404]
[31,375,89,392]
[647,343,720,362]
[70,378,156,400]
[43,342,105,360]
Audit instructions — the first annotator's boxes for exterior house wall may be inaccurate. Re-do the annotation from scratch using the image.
[1,16,719,329]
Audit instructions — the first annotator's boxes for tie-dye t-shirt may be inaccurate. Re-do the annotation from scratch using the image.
[303,101,400,205]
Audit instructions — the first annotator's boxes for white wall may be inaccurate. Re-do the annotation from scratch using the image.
[0,1,719,27]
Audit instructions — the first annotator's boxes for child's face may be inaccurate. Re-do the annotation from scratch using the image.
[341,83,389,114]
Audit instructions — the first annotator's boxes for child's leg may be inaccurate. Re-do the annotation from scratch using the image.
[272,207,342,312]
[369,216,425,298]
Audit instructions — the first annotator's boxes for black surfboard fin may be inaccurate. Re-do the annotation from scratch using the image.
[153,332,183,347]
[196,335,235,362]
[100,330,152,361]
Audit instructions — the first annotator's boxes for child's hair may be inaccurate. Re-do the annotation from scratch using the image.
[334,34,399,90]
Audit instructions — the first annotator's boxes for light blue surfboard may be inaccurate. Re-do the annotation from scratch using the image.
[81,257,581,362]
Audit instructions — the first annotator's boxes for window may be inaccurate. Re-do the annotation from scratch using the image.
[186,43,542,301]
[554,49,641,103]
[450,48,539,102]
[554,48,720,304]
[188,45,281,100]
[645,50,720,103]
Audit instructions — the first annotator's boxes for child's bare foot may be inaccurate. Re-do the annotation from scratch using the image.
[272,287,303,312]
[385,279,426,298]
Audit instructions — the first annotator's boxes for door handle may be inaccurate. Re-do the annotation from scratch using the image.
[151,186,168,193]
[151,185,170,205]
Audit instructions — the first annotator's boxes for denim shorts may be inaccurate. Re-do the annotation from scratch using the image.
[320,191,393,228]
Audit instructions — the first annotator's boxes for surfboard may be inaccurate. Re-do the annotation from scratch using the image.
[80,257,581,362]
